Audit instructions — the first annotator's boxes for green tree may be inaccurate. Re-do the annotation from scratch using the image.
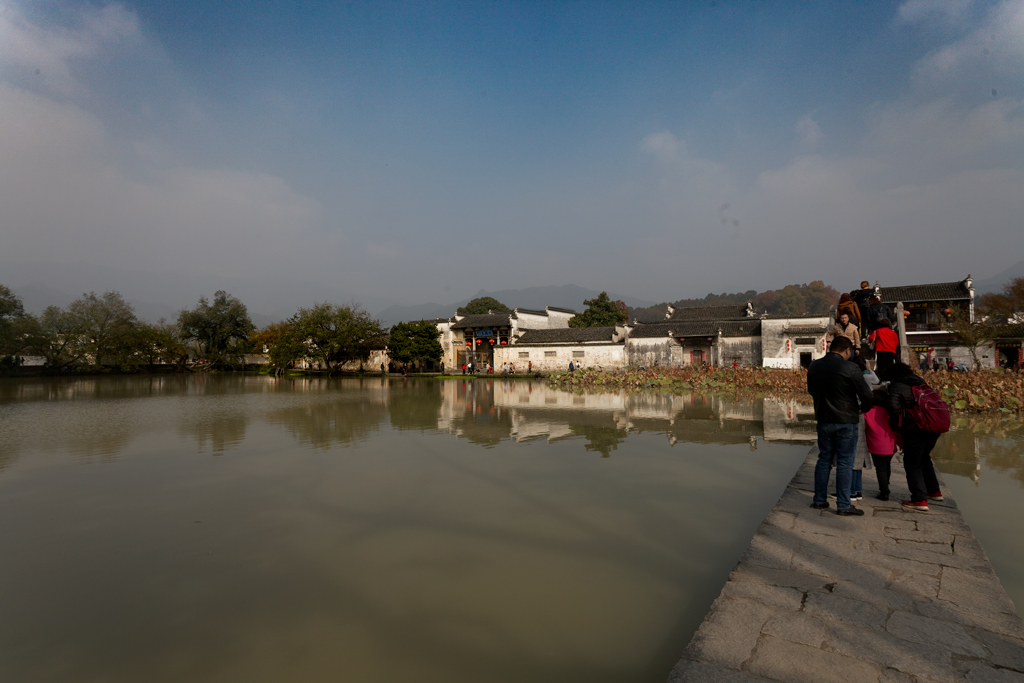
[135,319,189,366]
[269,303,387,372]
[568,292,628,328]
[177,291,255,366]
[457,296,511,315]
[29,305,87,370]
[942,302,991,369]
[980,277,1024,335]
[63,291,142,366]
[388,321,443,367]
[0,285,27,362]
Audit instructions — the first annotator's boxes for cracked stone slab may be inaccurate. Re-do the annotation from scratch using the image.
[962,663,1024,683]
[885,611,987,658]
[803,591,889,630]
[720,581,804,611]
[761,612,826,647]
[683,598,775,670]
[745,634,880,683]
[822,622,955,683]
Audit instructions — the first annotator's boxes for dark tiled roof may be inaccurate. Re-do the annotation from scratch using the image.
[761,313,832,320]
[451,313,514,329]
[546,306,579,314]
[667,304,753,321]
[630,320,762,338]
[514,308,547,316]
[879,281,971,304]
[516,327,619,344]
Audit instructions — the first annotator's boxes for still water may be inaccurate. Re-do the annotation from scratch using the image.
[1,376,1021,682]
[0,375,813,683]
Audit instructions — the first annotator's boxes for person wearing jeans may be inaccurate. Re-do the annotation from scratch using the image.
[807,335,874,515]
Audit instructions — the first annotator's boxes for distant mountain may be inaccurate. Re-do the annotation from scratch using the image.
[974,261,1024,295]
[375,285,656,326]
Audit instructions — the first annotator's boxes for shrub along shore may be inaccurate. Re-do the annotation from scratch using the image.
[546,366,1024,414]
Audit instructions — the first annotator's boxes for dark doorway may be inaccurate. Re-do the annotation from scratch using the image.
[800,352,812,368]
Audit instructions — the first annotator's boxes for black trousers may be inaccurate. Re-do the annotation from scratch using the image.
[902,429,941,502]
[876,350,898,372]
[871,453,894,494]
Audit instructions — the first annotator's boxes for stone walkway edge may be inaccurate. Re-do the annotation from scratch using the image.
[667,446,1024,683]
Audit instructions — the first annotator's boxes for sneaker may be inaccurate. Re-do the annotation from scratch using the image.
[876,492,890,501]
[928,491,944,502]
[837,506,865,516]
[851,492,863,501]
[811,502,830,510]
[902,500,929,513]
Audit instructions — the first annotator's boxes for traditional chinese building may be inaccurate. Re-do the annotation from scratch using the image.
[437,307,576,371]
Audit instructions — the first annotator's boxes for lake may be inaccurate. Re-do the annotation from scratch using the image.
[0,375,1020,682]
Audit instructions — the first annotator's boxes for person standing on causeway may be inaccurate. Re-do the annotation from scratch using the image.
[807,336,874,516]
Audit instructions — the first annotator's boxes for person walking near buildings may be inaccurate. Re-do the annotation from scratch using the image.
[829,313,860,355]
[836,293,862,329]
[864,296,893,334]
[869,319,900,372]
[807,336,874,516]
[881,363,949,512]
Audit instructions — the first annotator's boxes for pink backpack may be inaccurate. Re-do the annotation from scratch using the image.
[907,384,951,433]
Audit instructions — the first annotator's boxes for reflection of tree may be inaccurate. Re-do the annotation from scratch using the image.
[388,380,443,432]
[183,411,251,455]
[932,417,1024,487]
[569,423,628,458]
[267,397,387,451]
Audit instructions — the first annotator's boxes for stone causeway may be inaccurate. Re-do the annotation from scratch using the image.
[668,447,1024,683]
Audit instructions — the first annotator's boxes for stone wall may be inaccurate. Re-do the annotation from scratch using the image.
[760,317,830,369]
[626,337,681,368]
[493,343,626,373]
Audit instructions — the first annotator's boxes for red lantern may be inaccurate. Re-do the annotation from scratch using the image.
[903,310,910,318]
[786,339,791,352]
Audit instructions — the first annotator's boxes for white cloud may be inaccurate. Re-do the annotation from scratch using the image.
[0,2,142,98]
[912,0,1024,82]
[796,113,823,147]
[897,0,974,26]
[640,130,685,162]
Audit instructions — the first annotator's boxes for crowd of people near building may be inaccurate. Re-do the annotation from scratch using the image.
[809,281,951,516]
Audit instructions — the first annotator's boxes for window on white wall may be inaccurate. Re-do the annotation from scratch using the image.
[544,351,556,358]
[572,351,584,358]
[518,352,529,359]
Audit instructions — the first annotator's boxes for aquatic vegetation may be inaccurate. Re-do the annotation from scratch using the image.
[548,366,1024,414]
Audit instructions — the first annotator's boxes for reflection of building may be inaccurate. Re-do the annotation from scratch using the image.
[431,378,817,449]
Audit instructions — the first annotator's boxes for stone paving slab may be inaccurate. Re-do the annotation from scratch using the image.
[668,446,1024,682]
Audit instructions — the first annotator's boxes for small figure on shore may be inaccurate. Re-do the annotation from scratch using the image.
[440,361,445,374]
[528,360,532,373]
[881,362,949,513]
[568,360,575,372]
[807,335,873,516]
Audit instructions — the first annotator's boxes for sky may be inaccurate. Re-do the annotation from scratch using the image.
[1,0,1022,316]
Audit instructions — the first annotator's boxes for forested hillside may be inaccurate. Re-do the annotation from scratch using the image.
[630,281,840,322]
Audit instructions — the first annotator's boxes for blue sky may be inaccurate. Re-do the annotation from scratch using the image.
[1,0,1022,315]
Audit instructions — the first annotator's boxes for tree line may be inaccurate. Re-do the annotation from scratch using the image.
[0,285,444,373]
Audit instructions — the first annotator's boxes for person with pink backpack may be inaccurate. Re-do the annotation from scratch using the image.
[880,362,951,512]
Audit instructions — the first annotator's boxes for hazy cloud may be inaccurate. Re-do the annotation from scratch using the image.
[796,113,823,147]
[912,0,1024,82]
[897,0,975,26]
[640,130,685,162]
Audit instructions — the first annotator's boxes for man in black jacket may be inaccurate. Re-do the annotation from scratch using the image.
[807,336,874,515]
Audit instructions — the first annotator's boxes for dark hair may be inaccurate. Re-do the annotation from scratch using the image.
[861,281,870,289]
[879,362,914,382]
[830,336,853,354]
[839,293,851,303]
[878,318,892,329]
[872,387,890,407]
[869,296,881,304]
[852,354,869,372]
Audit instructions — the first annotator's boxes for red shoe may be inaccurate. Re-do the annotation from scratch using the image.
[928,491,944,501]
[902,500,929,513]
